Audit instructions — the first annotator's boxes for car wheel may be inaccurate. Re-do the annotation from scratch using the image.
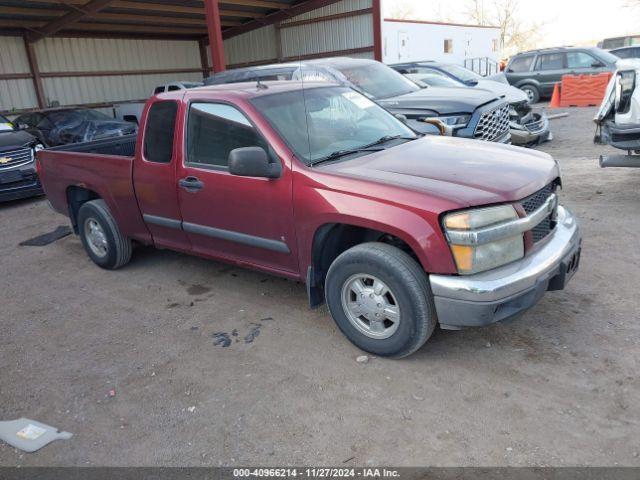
[77,199,132,270]
[521,84,540,104]
[325,242,436,358]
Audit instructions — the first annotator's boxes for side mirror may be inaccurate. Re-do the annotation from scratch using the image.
[592,61,605,68]
[17,123,29,130]
[228,147,281,179]
[466,79,479,86]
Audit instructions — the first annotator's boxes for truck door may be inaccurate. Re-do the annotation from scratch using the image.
[176,101,298,275]
[133,100,191,251]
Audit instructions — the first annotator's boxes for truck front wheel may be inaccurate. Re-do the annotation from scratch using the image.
[325,242,436,358]
[77,199,132,270]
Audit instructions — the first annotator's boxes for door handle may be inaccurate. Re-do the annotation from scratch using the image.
[179,176,204,192]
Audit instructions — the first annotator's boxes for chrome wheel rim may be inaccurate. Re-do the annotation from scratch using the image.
[340,274,400,340]
[84,218,108,258]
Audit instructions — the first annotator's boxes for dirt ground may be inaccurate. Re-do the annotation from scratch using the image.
[1,105,639,467]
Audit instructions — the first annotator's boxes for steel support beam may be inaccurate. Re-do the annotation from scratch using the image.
[204,0,226,73]
[221,0,342,40]
[199,38,211,78]
[23,36,46,108]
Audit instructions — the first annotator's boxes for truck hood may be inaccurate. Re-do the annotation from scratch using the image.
[320,135,559,208]
[0,130,35,150]
[377,86,499,115]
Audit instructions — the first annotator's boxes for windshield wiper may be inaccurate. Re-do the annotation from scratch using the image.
[309,135,416,167]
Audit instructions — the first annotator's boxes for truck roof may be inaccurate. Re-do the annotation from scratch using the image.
[156,80,340,102]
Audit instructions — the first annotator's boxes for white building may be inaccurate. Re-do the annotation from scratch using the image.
[382,18,501,73]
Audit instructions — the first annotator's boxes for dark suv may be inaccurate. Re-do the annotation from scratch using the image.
[505,47,618,103]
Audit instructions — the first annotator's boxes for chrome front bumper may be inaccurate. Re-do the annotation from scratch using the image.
[429,205,581,329]
[510,113,552,146]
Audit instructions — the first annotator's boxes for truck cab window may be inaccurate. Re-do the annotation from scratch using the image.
[143,101,178,163]
[186,103,268,168]
[535,53,565,71]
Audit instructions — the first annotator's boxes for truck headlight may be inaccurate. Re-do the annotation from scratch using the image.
[437,114,471,128]
[443,205,525,275]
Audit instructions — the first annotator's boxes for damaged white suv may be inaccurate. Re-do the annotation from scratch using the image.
[594,59,640,167]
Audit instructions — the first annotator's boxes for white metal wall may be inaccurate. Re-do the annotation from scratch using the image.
[223,25,278,67]
[0,37,38,111]
[221,0,375,68]
[0,36,202,114]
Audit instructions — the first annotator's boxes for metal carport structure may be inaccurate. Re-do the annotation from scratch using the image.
[0,0,382,113]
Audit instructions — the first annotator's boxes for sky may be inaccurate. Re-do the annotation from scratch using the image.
[382,0,640,49]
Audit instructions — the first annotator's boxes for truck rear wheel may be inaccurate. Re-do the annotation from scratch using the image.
[77,199,132,270]
[325,242,436,358]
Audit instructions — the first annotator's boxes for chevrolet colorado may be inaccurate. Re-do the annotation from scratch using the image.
[37,82,582,358]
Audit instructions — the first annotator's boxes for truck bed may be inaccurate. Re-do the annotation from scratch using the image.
[37,134,150,242]
[46,134,137,156]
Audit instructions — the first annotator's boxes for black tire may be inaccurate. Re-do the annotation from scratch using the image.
[77,199,132,270]
[520,84,540,104]
[325,242,436,358]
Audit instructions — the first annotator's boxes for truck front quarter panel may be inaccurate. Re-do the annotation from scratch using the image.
[293,168,459,278]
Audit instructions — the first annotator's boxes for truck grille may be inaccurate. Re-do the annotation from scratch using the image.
[520,183,557,243]
[0,146,33,169]
[474,103,510,142]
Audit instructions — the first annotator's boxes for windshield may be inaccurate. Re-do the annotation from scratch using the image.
[251,86,417,164]
[0,114,14,132]
[437,64,482,82]
[407,73,464,88]
[336,62,421,99]
[47,109,112,124]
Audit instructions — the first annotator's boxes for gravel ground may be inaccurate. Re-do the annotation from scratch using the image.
[1,105,639,467]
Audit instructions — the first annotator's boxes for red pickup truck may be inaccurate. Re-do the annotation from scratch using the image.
[37,82,582,358]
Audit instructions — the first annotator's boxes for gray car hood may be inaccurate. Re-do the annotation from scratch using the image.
[473,79,529,104]
[377,86,499,115]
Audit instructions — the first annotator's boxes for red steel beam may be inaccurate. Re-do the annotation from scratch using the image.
[204,0,226,73]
